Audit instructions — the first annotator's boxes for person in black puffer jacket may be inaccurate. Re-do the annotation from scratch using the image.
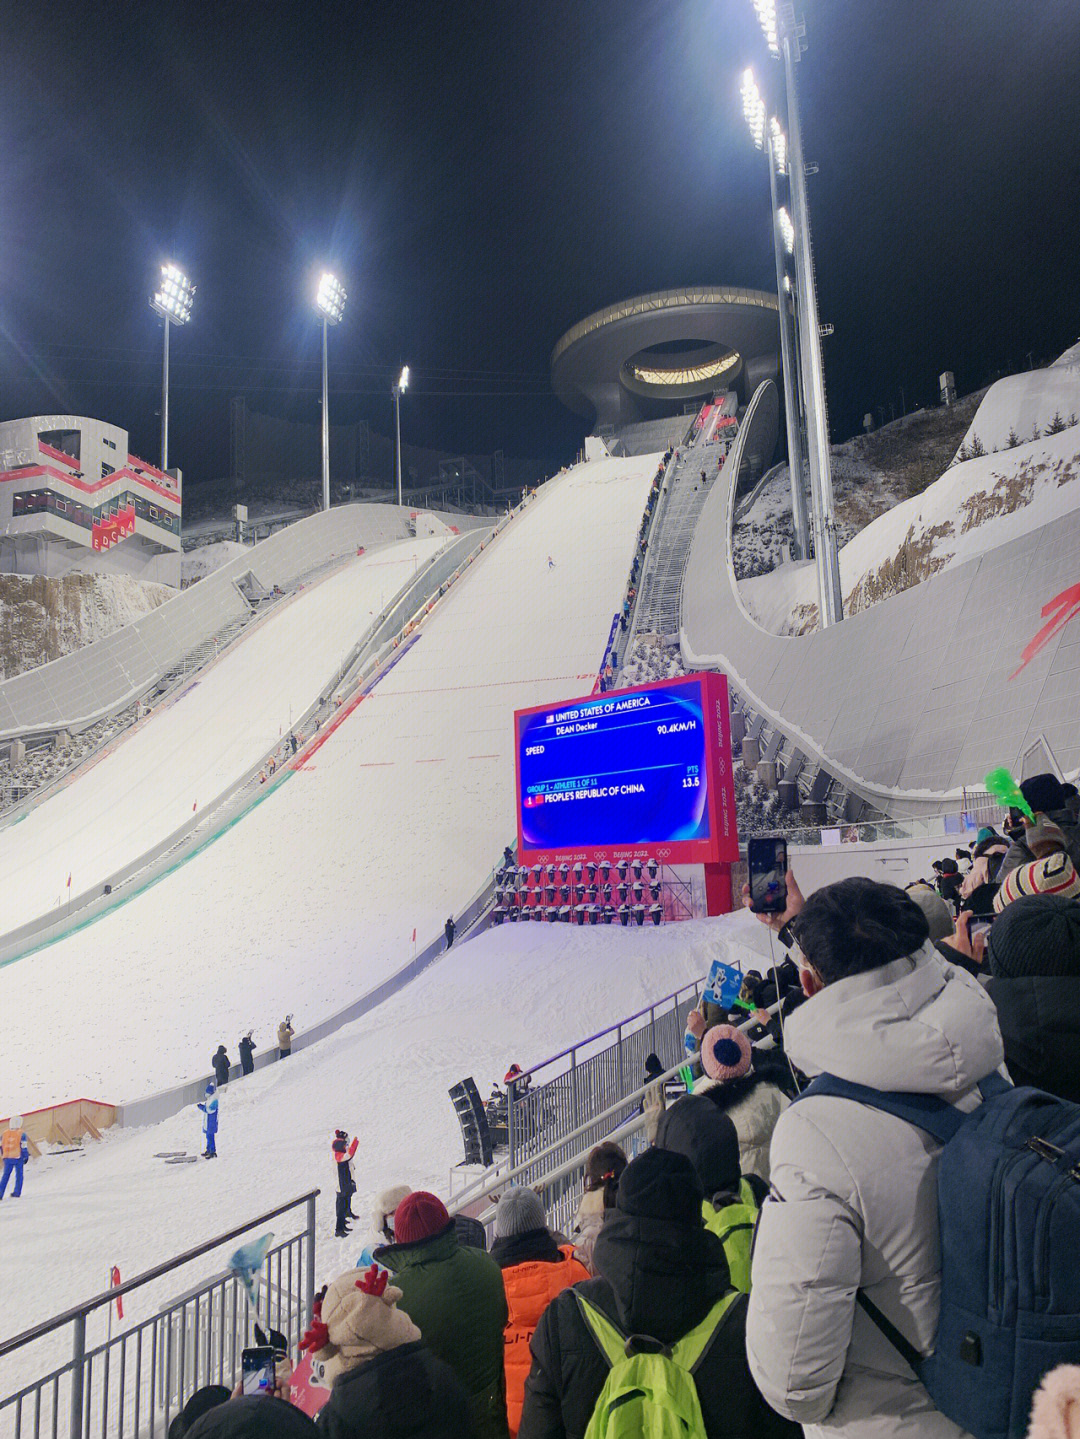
[985,893,1080,1102]
[301,1265,474,1439]
[517,1148,797,1439]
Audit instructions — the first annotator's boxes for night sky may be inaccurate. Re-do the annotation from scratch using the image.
[2,0,1078,486]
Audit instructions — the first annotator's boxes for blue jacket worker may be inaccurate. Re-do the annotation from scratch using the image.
[198,1083,219,1159]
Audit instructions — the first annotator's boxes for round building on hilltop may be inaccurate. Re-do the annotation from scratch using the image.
[551,287,781,432]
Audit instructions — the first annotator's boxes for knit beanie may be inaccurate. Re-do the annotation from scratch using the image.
[700,1024,752,1082]
[987,893,1080,979]
[1021,773,1066,816]
[393,1191,451,1245]
[1025,815,1069,857]
[495,1186,546,1238]
[977,827,997,845]
[372,1184,411,1237]
[905,883,955,941]
[167,1384,231,1439]
[616,1147,702,1228]
[304,1266,420,1382]
[994,853,1080,913]
[187,1395,318,1437]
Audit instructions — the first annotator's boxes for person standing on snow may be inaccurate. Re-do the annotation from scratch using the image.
[278,1015,295,1058]
[0,1116,29,1199]
[238,1031,256,1076]
[444,916,456,949]
[198,1083,219,1159]
[332,1129,360,1237]
[547,556,555,570]
[212,1045,230,1087]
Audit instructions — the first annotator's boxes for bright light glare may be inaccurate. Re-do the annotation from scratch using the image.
[398,364,410,391]
[753,0,780,55]
[778,206,795,255]
[741,69,766,149]
[151,263,195,324]
[783,274,792,294]
[769,117,787,175]
[316,271,347,324]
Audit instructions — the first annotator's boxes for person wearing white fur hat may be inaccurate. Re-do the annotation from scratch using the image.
[300,1265,472,1438]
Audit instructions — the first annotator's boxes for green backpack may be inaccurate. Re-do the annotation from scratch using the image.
[577,1290,739,1439]
[700,1177,760,1294]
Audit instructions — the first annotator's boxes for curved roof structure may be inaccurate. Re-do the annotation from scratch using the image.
[681,384,1080,816]
[551,288,780,430]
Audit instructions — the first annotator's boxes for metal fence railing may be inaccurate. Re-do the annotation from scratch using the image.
[0,1192,318,1439]
[505,978,704,1174]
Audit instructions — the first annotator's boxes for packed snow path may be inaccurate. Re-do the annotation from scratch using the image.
[0,455,657,1109]
[0,535,451,937]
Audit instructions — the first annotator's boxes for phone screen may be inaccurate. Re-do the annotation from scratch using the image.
[748,837,788,914]
[242,1347,277,1396]
[969,919,992,945]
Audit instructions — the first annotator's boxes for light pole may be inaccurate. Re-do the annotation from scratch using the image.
[751,1,843,624]
[742,72,810,561]
[315,271,347,512]
[150,264,195,473]
[393,365,410,507]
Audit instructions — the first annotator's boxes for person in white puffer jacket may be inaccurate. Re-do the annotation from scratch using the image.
[745,872,1006,1439]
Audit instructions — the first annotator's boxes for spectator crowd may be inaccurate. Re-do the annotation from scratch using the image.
[55,771,1080,1439]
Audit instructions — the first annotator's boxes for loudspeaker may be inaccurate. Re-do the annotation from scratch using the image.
[449,1077,493,1166]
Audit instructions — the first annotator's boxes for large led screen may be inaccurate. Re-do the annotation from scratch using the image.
[514,672,737,864]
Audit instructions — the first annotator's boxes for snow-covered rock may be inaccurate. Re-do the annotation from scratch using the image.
[0,573,173,680]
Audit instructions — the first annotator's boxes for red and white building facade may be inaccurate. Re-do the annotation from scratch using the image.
[0,415,181,586]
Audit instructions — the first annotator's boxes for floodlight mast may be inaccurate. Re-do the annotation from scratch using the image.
[149,263,194,473]
[315,272,346,512]
[742,73,810,565]
[755,1,844,624]
[393,364,410,507]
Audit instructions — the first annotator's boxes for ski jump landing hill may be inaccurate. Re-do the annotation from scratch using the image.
[0,454,660,1113]
[681,366,1080,818]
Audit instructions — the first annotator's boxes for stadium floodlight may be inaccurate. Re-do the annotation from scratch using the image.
[316,271,347,325]
[777,206,795,255]
[741,69,766,149]
[769,117,788,175]
[149,263,195,473]
[315,271,347,511]
[393,365,410,507]
[753,0,780,55]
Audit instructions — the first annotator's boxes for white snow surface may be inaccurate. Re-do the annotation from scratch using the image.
[180,540,250,583]
[741,424,1080,632]
[0,536,451,938]
[955,360,1080,457]
[0,455,657,1112]
[0,913,766,1377]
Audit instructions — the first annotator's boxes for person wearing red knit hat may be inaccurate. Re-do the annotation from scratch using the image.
[375,1193,509,1438]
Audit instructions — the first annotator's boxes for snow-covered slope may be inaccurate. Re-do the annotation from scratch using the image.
[0,913,764,1371]
[740,351,1080,633]
[181,539,249,584]
[0,536,451,937]
[0,454,656,1110]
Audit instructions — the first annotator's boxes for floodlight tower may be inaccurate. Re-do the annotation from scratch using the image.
[149,263,195,473]
[393,365,410,507]
[741,72,810,562]
[316,272,347,512]
[751,0,843,625]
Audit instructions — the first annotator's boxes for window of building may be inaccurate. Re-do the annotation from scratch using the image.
[102,461,115,479]
[103,437,116,450]
[38,429,81,462]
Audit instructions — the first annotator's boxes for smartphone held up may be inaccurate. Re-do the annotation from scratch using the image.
[748,836,788,915]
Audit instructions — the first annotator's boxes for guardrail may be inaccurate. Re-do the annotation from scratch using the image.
[505,978,704,1171]
[0,1191,318,1439]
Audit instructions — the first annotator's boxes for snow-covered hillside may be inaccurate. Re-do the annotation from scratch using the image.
[181,539,249,584]
[0,914,767,1373]
[0,454,656,1110]
[739,349,1080,633]
[0,573,173,680]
